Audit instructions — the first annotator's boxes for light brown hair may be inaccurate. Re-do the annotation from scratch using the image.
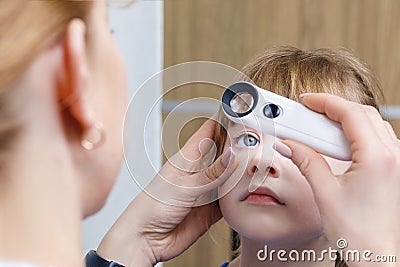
[215,47,384,267]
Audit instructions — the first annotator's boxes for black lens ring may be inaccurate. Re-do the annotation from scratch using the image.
[222,82,259,118]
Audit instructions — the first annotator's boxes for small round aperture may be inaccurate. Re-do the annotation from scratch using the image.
[263,103,281,119]
[222,82,259,118]
[230,92,254,114]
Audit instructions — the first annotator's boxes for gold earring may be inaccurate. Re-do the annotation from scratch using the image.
[81,122,105,150]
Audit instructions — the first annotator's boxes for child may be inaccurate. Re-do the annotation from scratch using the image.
[214,47,383,267]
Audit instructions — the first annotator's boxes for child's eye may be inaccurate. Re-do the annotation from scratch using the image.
[237,134,259,147]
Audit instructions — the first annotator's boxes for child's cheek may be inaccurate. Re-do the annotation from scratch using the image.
[231,146,257,162]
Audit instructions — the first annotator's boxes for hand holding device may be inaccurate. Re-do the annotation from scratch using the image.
[277,93,400,264]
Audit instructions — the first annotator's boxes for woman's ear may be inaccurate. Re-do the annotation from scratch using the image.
[59,18,95,133]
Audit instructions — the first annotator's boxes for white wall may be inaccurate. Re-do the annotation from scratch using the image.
[82,1,163,265]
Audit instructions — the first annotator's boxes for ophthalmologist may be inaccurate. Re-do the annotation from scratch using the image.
[0,1,398,267]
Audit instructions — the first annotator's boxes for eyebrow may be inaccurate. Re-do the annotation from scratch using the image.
[228,123,256,132]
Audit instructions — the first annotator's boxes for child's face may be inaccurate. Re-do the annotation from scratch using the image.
[218,123,350,246]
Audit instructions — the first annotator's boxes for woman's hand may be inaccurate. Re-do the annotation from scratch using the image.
[276,93,400,266]
[97,117,237,266]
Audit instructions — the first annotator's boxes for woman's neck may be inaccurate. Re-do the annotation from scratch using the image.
[233,235,336,267]
[0,129,83,266]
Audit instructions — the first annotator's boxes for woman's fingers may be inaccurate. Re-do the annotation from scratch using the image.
[187,148,237,206]
[383,120,399,143]
[190,147,237,190]
[166,115,221,173]
[181,116,218,161]
[300,94,389,158]
[151,147,237,207]
[361,105,396,149]
[276,140,338,203]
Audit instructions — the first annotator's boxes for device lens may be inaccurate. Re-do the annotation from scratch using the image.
[263,103,281,119]
[230,92,254,114]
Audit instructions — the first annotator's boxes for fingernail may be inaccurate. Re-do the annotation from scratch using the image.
[274,141,292,159]
[299,93,315,99]
[222,147,234,168]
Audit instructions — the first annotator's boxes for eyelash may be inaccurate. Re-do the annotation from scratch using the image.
[236,133,260,147]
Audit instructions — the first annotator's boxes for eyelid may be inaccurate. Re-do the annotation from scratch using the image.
[233,131,261,145]
[237,131,260,140]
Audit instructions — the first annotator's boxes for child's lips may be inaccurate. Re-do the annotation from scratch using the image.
[240,187,285,206]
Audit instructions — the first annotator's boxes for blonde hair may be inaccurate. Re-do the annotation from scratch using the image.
[215,47,384,267]
[0,1,93,164]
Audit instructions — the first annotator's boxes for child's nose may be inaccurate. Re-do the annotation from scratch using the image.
[248,160,280,178]
[247,135,280,178]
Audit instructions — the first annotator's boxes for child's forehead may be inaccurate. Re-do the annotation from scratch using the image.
[227,122,261,133]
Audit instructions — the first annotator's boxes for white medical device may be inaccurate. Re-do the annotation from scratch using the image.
[221,82,351,160]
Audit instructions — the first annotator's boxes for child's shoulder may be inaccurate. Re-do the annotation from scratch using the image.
[221,255,242,267]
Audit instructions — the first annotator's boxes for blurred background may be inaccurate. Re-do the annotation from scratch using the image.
[164,2,400,266]
[84,1,400,267]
